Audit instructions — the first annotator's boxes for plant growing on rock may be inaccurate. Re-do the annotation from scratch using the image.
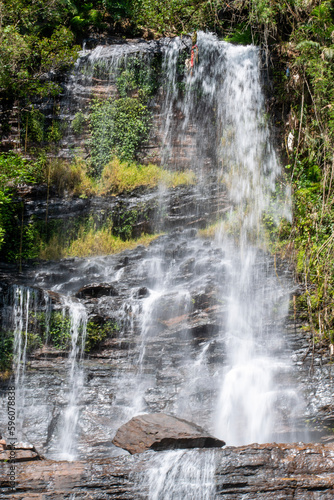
[85,320,119,352]
[89,97,151,173]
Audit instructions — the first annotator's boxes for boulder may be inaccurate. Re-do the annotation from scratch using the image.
[112,413,225,454]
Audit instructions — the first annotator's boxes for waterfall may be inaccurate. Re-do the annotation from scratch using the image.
[0,285,38,440]
[157,32,298,446]
[140,449,218,500]
[12,286,33,438]
[58,299,87,460]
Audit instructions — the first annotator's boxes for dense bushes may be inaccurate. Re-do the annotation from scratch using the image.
[269,1,334,343]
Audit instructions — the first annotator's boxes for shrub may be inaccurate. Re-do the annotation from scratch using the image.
[71,111,86,135]
[47,158,97,196]
[89,97,151,173]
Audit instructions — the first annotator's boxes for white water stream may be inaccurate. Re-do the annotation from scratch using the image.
[137,32,297,495]
[58,299,87,460]
[158,32,295,445]
[12,286,33,439]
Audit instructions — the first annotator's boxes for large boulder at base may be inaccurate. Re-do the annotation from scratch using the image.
[112,413,225,454]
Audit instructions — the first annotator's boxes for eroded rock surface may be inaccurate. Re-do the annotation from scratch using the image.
[112,413,225,454]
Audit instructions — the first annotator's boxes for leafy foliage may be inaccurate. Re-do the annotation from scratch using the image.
[85,320,119,352]
[0,330,14,371]
[273,1,334,342]
[89,97,151,172]
[0,153,44,255]
[71,112,87,135]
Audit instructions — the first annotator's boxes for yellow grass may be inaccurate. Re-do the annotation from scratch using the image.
[48,157,196,197]
[39,228,162,260]
[198,221,222,239]
[99,158,196,195]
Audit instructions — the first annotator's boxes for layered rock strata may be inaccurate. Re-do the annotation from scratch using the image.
[1,443,333,499]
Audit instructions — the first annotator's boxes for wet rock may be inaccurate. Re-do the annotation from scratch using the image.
[0,441,42,462]
[2,443,334,498]
[179,257,196,276]
[112,413,225,454]
[136,286,150,299]
[75,282,119,299]
[114,255,130,270]
[46,290,63,305]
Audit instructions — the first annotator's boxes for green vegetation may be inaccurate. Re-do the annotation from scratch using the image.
[0,330,14,371]
[100,158,196,195]
[71,112,86,135]
[85,320,119,352]
[89,97,151,172]
[0,311,120,373]
[0,153,44,262]
[36,310,119,352]
[88,54,161,172]
[198,220,222,240]
[265,1,334,344]
[40,224,162,260]
[0,152,194,262]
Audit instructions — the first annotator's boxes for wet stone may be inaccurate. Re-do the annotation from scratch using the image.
[112,413,226,454]
[75,283,119,299]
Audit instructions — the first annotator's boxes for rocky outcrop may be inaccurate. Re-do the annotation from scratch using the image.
[15,181,229,240]
[1,229,333,459]
[112,413,225,454]
[0,440,42,463]
[1,443,334,498]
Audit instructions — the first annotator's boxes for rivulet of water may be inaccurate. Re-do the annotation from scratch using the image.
[139,449,218,500]
[12,286,33,438]
[58,299,87,460]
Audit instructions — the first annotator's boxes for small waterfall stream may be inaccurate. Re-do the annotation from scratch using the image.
[58,299,87,460]
[12,286,33,439]
[129,32,298,492]
[140,449,218,499]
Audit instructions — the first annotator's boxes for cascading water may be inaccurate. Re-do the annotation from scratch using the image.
[58,299,87,460]
[12,286,33,438]
[135,32,301,493]
[156,32,298,446]
[139,449,218,499]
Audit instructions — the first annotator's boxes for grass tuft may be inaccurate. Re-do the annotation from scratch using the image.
[39,228,162,260]
[99,158,196,195]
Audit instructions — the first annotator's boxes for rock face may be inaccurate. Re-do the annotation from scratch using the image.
[0,440,42,463]
[112,413,226,454]
[1,443,334,498]
[0,231,333,460]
